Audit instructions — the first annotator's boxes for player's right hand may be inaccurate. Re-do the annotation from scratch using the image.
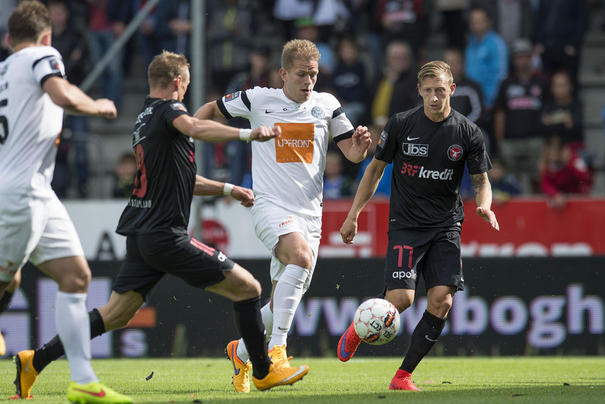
[95,98,118,119]
[250,125,280,142]
[340,217,358,244]
[231,185,255,207]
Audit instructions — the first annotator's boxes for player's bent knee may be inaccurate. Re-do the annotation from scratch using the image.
[386,292,414,313]
[288,249,313,269]
[237,277,261,299]
[392,299,412,313]
[428,297,453,318]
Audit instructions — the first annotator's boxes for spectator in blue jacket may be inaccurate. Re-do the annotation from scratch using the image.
[464,6,508,108]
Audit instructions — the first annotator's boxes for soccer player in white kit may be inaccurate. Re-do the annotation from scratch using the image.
[196,39,372,392]
[0,2,130,402]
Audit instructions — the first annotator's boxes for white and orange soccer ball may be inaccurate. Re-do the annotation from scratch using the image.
[353,298,400,345]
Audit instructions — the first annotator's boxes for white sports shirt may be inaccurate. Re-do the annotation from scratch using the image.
[218,87,354,217]
[0,46,65,198]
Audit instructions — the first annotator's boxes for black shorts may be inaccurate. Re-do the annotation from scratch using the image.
[112,230,235,299]
[384,226,464,292]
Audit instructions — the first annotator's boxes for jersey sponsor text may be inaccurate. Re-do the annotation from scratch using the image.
[401,162,454,181]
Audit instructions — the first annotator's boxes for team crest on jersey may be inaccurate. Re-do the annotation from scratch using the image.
[170,102,187,112]
[447,144,463,161]
[48,57,61,72]
[224,91,240,102]
[377,130,388,147]
[311,106,325,119]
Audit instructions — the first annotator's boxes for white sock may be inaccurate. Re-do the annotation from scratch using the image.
[236,302,273,363]
[55,291,97,384]
[269,264,308,349]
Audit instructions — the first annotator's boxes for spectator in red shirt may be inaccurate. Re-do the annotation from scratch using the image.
[539,136,592,208]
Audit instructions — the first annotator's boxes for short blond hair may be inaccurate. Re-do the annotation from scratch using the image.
[417,60,453,86]
[148,50,189,89]
[281,39,320,70]
[9,1,50,45]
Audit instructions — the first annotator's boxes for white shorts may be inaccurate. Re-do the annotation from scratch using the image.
[0,193,84,282]
[250,197,321,292]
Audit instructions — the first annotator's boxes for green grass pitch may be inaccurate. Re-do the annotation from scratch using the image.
[1,357,604,403]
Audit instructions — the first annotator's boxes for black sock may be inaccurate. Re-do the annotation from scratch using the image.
[0,291,14,314]
[233,296,271,379]
[401,310,445,374]
[33,308,105,372]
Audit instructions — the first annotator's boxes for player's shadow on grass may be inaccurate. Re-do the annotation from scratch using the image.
[142,384,605,404]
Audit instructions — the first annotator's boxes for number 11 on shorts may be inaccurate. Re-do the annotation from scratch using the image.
[393,245,413,269]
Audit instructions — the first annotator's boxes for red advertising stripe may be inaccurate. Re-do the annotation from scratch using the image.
[320,198,605,257]
[190,238,216,256]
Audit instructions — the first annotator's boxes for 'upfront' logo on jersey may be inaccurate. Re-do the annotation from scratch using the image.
[401,162,454,180]
[277,138,312,148]
[402,143,429,157]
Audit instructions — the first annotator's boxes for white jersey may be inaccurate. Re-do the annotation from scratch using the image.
[0,46,65,198]
[218,87,354,217]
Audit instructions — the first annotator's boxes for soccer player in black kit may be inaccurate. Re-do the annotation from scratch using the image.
[13,51,308,398]
[336,61,499,391]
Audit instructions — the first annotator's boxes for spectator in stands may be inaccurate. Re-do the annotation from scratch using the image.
[355,127,392,198]
[206,0,254,93]
[50,0,92,198]
[375,0,431,61]
[539,136,592,208]
[475,0,534,50]
[465,6,508,108]
[494,38,549,192]
[112,152,137,198]
[541,70,584,149]
[443,47,484,125]
[226,45,272,93]
[332,36,367,126]
[434,0,469,51]
[134,0,162,70]
[269,66,283,88]
[369,40,418,127]
[294,17,335,91]
[0,1,18,61]
[323,150,353,199]
[154,0,191,57]
[86,0,130,108]
[533,0,588,87]
[489,159,522,203]
[273,0,351,40]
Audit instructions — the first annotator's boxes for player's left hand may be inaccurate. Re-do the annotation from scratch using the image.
[476,206,499,231]
[251,125,280,142]
[231,186,255,207]
[352,125,371,150]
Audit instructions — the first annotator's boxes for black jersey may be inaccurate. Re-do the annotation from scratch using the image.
[375,106,491,230]
[116,97,193,235]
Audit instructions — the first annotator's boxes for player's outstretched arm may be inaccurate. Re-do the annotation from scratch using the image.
[43,76,117,119]
[471,172,500,231]
[193,175,254,207]
[338,126,372,163]
[341,158,387,244]
[173,115,279,142]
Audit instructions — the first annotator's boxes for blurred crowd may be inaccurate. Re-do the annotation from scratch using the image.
[1,0,603,207]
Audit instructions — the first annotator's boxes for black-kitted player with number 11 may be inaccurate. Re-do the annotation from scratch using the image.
[337,61,499,391]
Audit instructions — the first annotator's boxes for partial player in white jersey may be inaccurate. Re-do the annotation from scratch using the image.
[0,2,130,403]
[196,39,372,392]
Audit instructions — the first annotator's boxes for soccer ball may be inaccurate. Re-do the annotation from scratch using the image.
[353,298,400,345]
